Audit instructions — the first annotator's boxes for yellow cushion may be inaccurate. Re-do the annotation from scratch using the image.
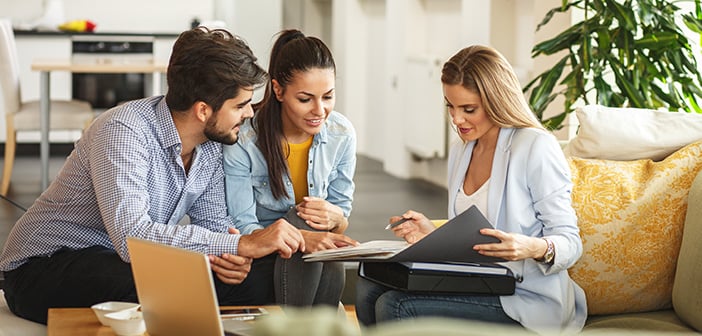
[432,219,448,227]
[568,140,702,315]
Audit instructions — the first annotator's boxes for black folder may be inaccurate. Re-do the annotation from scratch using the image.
[303,205,504,264]
[359,261,516,295]
[305,205,519,295]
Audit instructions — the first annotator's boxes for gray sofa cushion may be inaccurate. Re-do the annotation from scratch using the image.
[673,172,702,331]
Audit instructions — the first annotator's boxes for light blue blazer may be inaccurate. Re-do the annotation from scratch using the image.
[447,127,587,333]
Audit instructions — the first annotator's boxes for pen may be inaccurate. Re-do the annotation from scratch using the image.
[385,218,410,230]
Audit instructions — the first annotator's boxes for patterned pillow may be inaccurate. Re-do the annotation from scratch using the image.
[568,140,702,315]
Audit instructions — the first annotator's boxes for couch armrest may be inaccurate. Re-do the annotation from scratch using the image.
[672,169,702,332]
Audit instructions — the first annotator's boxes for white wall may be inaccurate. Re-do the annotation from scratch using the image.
[327,0,568,187]
[219,0,283,102]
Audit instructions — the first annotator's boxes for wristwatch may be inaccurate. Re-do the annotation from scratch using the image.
[539,238,555,264]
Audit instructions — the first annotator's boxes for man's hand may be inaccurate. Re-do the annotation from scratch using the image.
[297,197,349,233]
[237,219,305,259]
[300,231,359,253]
[208,253,252,285]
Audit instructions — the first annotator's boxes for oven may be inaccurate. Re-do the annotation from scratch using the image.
[71,35,154,111]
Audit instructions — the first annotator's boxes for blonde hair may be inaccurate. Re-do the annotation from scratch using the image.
[441,45,544,130]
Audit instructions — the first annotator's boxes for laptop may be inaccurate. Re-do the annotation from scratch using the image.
[126,237,257,336]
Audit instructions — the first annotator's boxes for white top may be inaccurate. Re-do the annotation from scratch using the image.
[454,178,489,217]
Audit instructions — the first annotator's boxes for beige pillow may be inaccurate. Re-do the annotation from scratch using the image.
[568,141,702,315]
[564,105,702,161]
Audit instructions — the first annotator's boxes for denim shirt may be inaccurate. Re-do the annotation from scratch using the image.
[223,111,357,234]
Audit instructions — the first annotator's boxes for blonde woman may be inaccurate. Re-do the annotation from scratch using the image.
[355,45,587,334]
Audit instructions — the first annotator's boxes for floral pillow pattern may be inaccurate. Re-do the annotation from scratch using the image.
[567,141,702,315]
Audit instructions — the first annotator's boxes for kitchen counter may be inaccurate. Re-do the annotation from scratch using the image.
[13,29,180,38]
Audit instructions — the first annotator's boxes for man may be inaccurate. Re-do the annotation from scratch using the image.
[0,27,305,324]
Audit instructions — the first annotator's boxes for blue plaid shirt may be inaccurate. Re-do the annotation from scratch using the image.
[0,96,239,271]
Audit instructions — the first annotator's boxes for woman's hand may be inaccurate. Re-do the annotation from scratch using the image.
[300,231,359,253]
[296,196,349,233]
[473,228,549,261]
[389,210,436,244]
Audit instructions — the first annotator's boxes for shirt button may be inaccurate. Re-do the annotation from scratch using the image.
[309,184,313,188]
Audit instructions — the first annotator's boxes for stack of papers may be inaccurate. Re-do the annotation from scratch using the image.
[302,240,409,262]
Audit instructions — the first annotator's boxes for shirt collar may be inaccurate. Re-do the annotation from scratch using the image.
[154,98,184,153]
[315,120,329,144]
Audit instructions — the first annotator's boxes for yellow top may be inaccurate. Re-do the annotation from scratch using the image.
[285,136,313,204]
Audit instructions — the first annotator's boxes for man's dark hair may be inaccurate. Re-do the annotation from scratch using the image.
[166,27,267,113]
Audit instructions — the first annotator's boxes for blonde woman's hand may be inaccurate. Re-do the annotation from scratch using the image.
[473,228,549,261]
[389,210,435,244]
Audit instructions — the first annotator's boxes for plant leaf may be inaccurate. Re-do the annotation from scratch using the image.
[528,57,568,117]
[634,32,678,48]
[682,13,702,33]
[532,22,584,56]
[537,1,583,31]
[604,0,637,31]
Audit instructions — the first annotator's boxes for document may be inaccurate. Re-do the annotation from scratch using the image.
[401,262,510,275]
[301,240,409,261]
[302,205,503,264]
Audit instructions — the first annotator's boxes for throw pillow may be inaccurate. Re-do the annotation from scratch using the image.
[564,105,702,161]
[568,140,702,315]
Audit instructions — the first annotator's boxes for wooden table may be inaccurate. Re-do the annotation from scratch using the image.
[46,306,281,336]
[31,59,168,190]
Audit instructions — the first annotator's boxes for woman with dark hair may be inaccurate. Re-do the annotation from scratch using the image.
[355,45,587,334]
[223,29,358,307]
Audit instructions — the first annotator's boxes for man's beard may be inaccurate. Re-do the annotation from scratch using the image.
[204,119,240,145]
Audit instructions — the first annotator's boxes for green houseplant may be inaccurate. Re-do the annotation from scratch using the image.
[525,0,702,130]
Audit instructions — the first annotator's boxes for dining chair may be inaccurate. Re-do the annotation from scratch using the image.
[0,19,94,196]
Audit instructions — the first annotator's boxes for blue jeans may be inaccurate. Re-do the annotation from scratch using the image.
[274,254,344,307]
[355,277,521,326]
[273,209,345,307]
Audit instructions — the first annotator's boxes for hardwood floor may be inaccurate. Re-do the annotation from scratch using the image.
[0,148,448,299]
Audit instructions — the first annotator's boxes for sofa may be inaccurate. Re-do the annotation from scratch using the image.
[558,105,702,333]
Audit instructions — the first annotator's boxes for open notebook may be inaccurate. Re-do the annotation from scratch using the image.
[126,237,259,336]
